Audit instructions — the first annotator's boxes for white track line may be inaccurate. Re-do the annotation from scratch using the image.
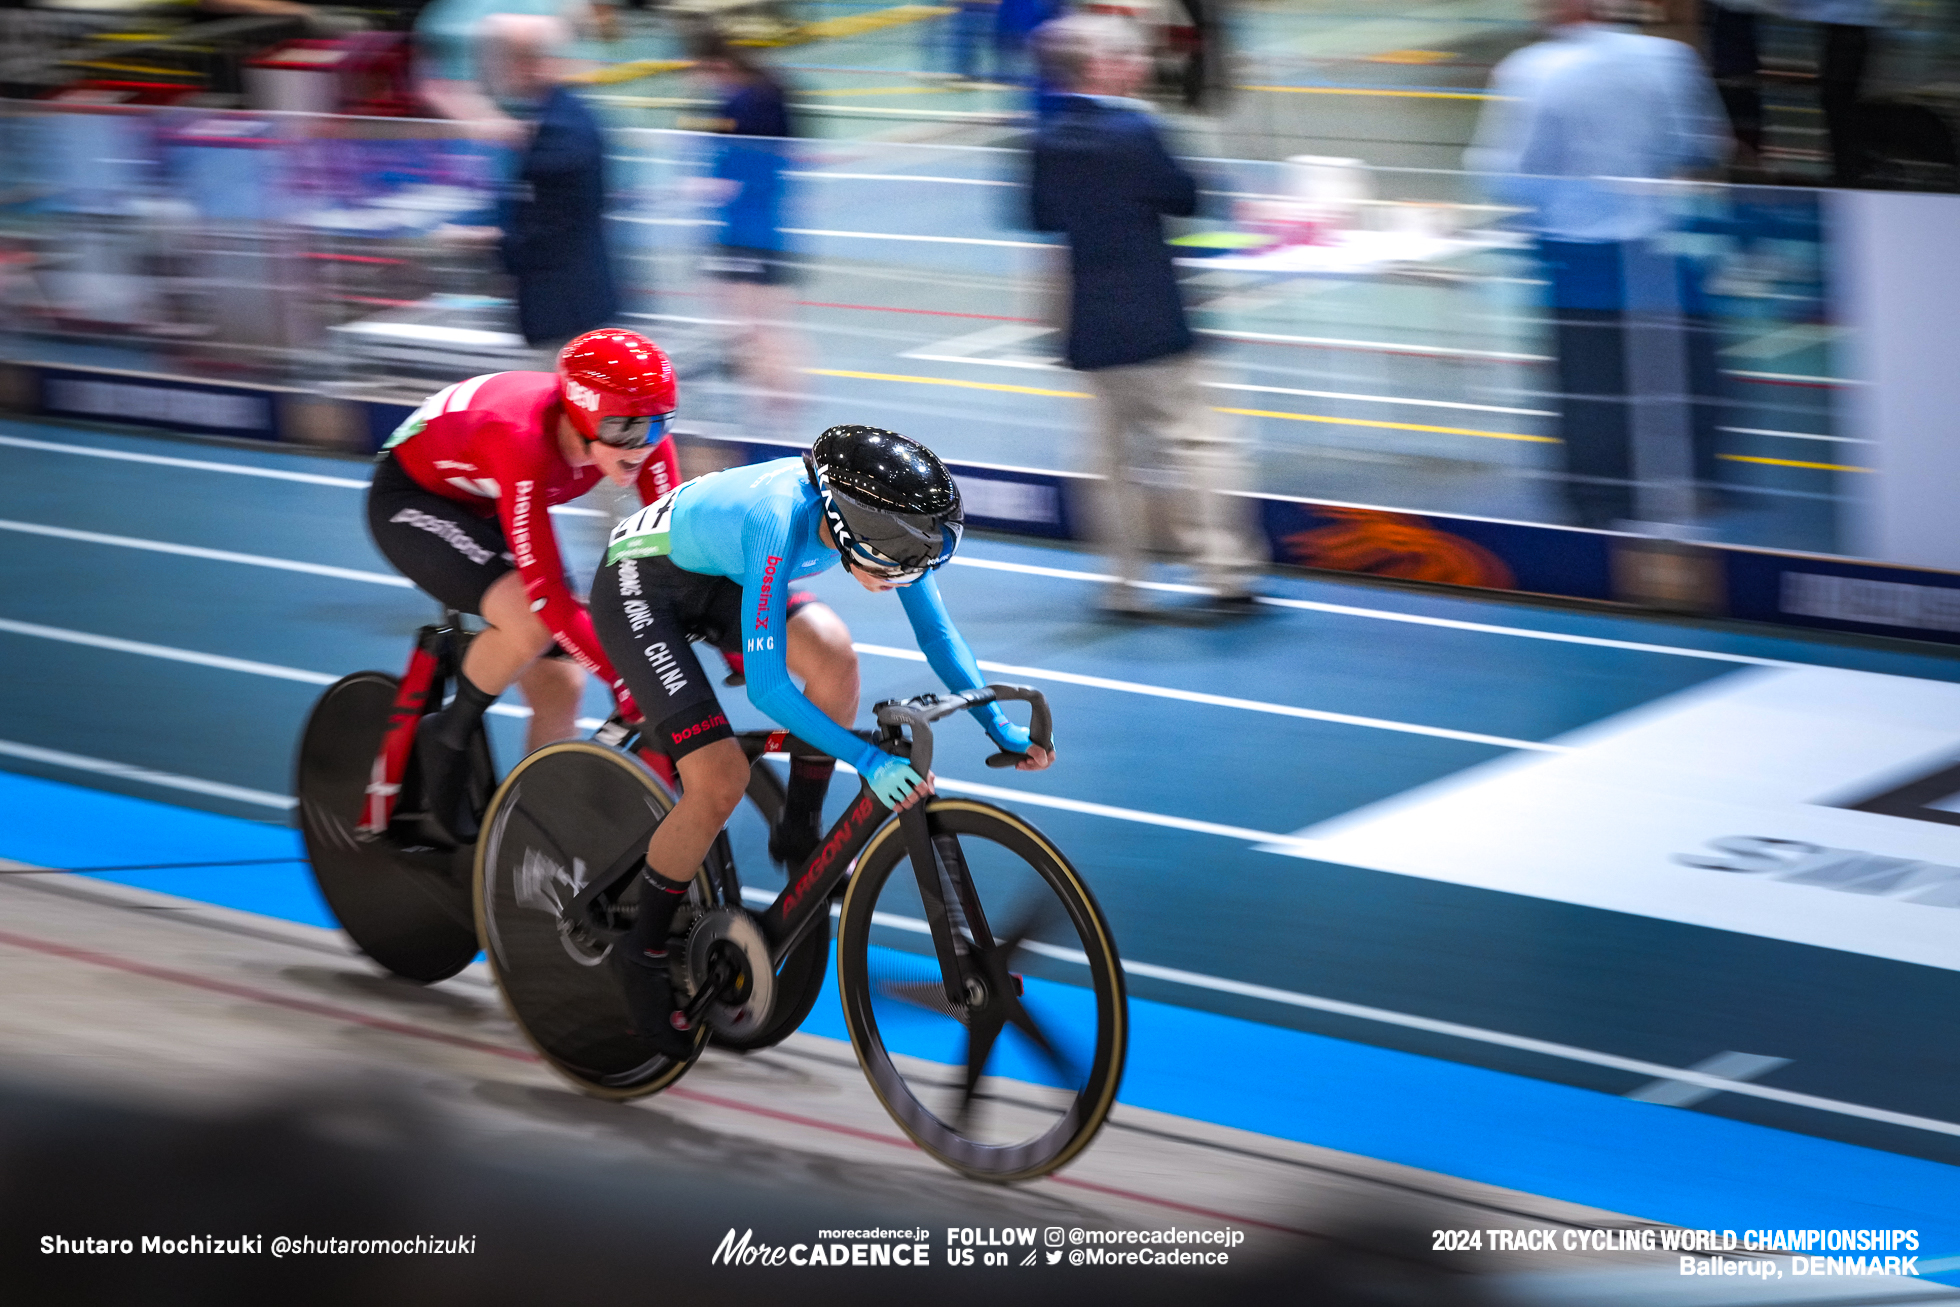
[946,556,1799,669]
[0,519,411,587]
[2,505,1799,672]
[1728,370,1853,386]
[7,632,1947,1136]
[931,776,1317,848]
[1208,383,1554,418]
[0,610,1526,772]
[0,441,1808,669]
[2,477,1804,674]
[0,435,615,516]
[0,658,1302,842]
[784,227,1054,250]
[0,618,339,685]
[1194,327,1552,363]
[852,642,1558,751]
[1100,958,1960,1138]
[0,739,295,810]
[739,884,1960,1139]
[787,170,1016,187]
[0,614,590,727]
[7,451,1944,1134]
[1719,426,1867,446]
[0,433,370,487]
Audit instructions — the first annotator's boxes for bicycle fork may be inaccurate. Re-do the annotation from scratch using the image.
[898,805,1009,1015]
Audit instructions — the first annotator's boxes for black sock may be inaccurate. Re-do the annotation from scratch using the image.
[429,673,497,750]
[626,865,691,958]
[783,756,835,827]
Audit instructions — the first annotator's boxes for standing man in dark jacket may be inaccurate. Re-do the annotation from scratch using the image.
[1029,12,1262,616]
[488,13,618,349]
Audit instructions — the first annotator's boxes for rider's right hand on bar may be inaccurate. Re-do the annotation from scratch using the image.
[867,756,932,811]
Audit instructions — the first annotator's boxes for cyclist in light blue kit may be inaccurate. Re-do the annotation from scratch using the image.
[588,425,1054,1051]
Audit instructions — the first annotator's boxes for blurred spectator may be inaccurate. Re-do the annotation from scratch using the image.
[1030,13,1264,616]
[416,0,612,141]
[689,30,803,433]
[1703,0,1769,168]
[486,13,617,350]
[1786,0,1885,186]
[997,0,1062,85]
[947,0,998,83]
[1171,0,1224,110]
[1467,0,1731,529]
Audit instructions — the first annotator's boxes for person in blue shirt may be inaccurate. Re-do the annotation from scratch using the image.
[1467,0,1731,528]
[686,29,802,431]
[589,425,1052,1051]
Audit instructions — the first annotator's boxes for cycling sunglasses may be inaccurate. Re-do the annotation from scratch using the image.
[850,555,931,586]
[593,412,672,450]
[843,523,960,586]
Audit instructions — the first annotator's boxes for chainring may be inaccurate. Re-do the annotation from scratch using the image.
[682,906,775,1041]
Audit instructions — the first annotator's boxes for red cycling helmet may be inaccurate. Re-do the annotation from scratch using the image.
[557,329,677,448]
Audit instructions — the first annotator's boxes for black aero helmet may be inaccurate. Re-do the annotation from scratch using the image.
[806,425,963,581]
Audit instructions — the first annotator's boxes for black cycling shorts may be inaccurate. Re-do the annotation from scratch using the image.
[366,453,513,616]
[590,552,814,759]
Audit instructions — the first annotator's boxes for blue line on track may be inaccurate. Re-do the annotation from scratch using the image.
[0,770,327,926]
[7,768,1959,1262]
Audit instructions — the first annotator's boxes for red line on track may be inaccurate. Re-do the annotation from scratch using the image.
[663,1085,918,1150]
[0,928,534,1064]
[1048,1174,1316,1238]
[795,300,1041,324]
[0,924,1313,1236]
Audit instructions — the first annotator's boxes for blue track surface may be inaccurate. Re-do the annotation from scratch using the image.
[6,420,1960,1274]
[9,765,1960,1262]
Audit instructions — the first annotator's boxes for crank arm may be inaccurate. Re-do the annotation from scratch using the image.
[563,823,656,931]
[681,959,734,1027]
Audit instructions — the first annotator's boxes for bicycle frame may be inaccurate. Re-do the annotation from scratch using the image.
[357,615,465,836]
[585,686,1052,1030]
[750,744,894,959]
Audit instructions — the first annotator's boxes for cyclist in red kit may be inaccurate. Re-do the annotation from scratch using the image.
[366,328,681,840]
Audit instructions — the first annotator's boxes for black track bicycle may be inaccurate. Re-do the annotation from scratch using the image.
[294,613,490,984]
[474,686,1128,1182]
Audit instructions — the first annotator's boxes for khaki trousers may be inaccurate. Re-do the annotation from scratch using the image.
[1083,351,1264,592]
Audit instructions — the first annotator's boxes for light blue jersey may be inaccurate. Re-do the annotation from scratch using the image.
[1466,24,1729,243]
[608,458,1025,776]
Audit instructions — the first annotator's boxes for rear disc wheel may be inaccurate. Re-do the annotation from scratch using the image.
[296,671,478,983]
[475,741,706,1099]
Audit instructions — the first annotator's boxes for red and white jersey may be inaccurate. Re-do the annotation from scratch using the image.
[385,370,681,698]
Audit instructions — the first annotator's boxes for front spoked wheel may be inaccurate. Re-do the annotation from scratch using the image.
[837,799,1126,1182]
[475,741,706,1099]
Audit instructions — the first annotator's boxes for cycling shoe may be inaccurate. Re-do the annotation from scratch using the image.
[768,808,823,869]
[413,714,478,845]
[612,944,697,1060]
